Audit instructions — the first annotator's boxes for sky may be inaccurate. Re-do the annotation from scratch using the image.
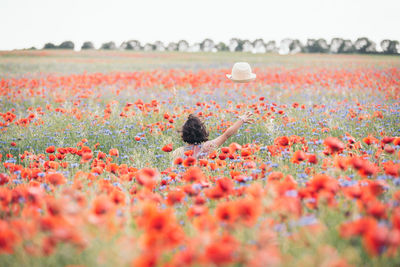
[1,0,399,50]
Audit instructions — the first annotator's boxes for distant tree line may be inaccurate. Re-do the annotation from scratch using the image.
[43,41,75,50]
[41,37,400,55]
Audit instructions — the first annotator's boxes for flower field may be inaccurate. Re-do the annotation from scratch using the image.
[0,51,400,266]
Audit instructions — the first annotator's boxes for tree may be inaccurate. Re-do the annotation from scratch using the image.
[329,38,344,53]
[100,42,116,50]
[59,41,74,50]
[43,43,57,49]
[167,42,178,51]
[317,39,329,52]
[365,41,377,54]
[189,43,201,52]
[305,39,317,53]
[289,39,303,54]
[228,38,239,52]
[201,38,215,52]
[229,38,244,52]
[342,40,354,53]
[253,39,266,53]
[177,40,189,52]
[305,38,329,53]
[242,40,253,53]
[143,43,155,51]
[354,37,373,54]
[121,40,141,50]
[154,41,165,51]
[129,40,141,51]
[81,41,95,50]
[279,39,293,55]
[265,41,276,52]
[216,42,228,52]
[381,40,400,54]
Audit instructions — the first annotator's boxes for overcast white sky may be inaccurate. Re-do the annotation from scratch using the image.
[1,0,399,50]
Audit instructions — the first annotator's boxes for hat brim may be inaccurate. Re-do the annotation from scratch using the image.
[226,73,256,83]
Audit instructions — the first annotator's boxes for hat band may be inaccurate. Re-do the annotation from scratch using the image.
[231,72,253,80]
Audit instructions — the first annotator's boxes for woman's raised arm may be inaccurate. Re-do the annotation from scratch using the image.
[211,111,254,147]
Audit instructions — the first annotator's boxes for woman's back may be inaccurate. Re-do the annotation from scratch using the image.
[171,140,217,160]
[171,112,253,163]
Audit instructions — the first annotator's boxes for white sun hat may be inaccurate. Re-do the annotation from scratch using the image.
[226,62,256,83]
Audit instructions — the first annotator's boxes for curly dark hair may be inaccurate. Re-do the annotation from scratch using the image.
[180,114,209,144]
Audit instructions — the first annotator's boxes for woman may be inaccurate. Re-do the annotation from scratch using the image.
[171,111,254,160]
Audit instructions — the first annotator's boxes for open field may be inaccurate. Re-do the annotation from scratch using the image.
[0,51,400,266]
[1,50,399,76]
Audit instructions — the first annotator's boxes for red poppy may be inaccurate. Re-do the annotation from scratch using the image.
[97,151,107,159]
[45,146,55,153]
[184,150,194,157]
[358,160,379,177]
[366,200,387,219]
[136,168,159,189]
[199,158,208,167]
[236,198,261,226]
[174,157,183,165]
[291,150,306,164]
[216,177,234,195]
[241,148,252,157]
[382,136,395,144]
[335,156,349,170]
[383,161,400,177]
[272,195,302,217]
[109,189,126,205]
[221,147,230,153]
[81,151,93,163]
[384,144,395,154]
[167,190,185,205]
[45,172,67,186]
[0,220,19,254]
[307,154,318,164]
[162,144,173,152]
[323,137,344,154]
[363,225,389,256]
[204,234,238,266]
[340,217,377,239]
[308,174,339,194]
[132,251,159,267]
[187,205,208,218]
[109,148,119,157]
[182,167,205,183]
[92,195,114,216]
[274,136,290,147]
[0,173,9,185]
[363,135,379,145]
[268,172,284,182]
[229,142,242,152]
[215,201,237,224]
[183,156,196,167]
[204,186,224,200]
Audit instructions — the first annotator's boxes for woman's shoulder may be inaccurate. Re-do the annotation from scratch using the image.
[171,146,185,159]
[200,140,218,153]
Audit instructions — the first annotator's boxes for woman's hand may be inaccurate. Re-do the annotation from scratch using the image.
[171,85,177,97]
[212,111,255,147]
[238,111,255,124]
